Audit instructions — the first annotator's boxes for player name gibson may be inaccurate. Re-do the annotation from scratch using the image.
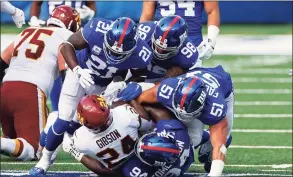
[96,129,121,148]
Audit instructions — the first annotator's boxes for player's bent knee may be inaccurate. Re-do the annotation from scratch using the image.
[16,138,35,161]
[44,111,59,134]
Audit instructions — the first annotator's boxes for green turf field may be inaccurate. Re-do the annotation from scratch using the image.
[1,24,292,176]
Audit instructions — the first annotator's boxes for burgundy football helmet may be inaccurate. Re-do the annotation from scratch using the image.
[47,5,81,32]
[77,95,112,133]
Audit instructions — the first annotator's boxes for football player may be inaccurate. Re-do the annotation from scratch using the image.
[118,65,234,176]
[29,1,96,27]
[29,1,96,114]
[0,1,25,28]
[0,6,80,161]
[62,96,194,177]
[30,17,153,175]
[137,15,203,83]
[140,1,220,61]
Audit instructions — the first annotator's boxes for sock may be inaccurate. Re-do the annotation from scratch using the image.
[50,76,62,111]
[39,132,47,147]
[67,121,81,135]
[45,118,69,151]
[1,138,34,161]
[1,137,24,157]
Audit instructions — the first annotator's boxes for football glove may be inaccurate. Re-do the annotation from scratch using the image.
[102,79,126,105]
[12,8,25,28]
[28,16,46,27]
[117,82,142,102]
[72,66,94,89]
[76,5,95,21]
[197,40,214,60]
[62,133,84,162]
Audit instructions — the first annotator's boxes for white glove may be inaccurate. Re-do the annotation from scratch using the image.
[197,40,214,60]
[72,66,94,89]
[28,16,46,27]
[12,8,25,28]
[63,133,84,162]
[76,5,95,21]
[102,79,127,105]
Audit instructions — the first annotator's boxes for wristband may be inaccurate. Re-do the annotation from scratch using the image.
[69,147,84,162]
[207,25,220,47]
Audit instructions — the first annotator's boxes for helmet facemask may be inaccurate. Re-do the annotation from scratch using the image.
[152,29,187,60]
[103,29,138,65]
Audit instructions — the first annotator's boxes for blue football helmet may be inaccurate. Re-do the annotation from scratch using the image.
[152,15,188,60]
[103,17,138,64]
[172,76,207,122]
[135,132,181,166]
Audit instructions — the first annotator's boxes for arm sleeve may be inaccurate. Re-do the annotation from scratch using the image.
[81,19,96,44]
[1,1,16,15]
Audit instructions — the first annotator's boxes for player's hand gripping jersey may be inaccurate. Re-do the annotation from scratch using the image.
[3,27,72,96]
[72,104,142,169]
[137,20,199,81]
[77,17,153,87]
[120,119,194,177]
[157,65,233,125]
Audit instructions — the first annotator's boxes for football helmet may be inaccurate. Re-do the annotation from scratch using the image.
[172,76,207,122]
[77,95,112,133]
[135,132,181,166]
[103,17,138,64]
[47,5,81,32]
[152,15,188,60]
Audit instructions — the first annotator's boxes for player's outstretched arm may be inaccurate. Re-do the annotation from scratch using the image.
[137,84,160,104]
[139,1,156,22]
[143,103,173,123]
[208,117,228,176]
[60,30,88,70]
[204,1,220,48]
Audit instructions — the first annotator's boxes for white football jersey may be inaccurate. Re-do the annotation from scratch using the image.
[3,27,73,96]
[73,104,140,169]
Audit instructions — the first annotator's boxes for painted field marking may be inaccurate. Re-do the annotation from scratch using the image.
[233,78,292,83]
[233,129,292,133]
[228,68,290,75]
[2,162,292,168]
[235,101,292,106]
[234,114,292,118]
[261,170,292,172]
[230,145,292,149]
[235,89,292,94]
[1,171,292,177]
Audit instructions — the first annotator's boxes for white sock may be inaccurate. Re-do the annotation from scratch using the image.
[1,137,22,155]
[35,148,54,170]
[0,137,35,161]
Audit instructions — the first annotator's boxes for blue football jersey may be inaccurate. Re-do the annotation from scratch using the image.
[155,1,204,37]
[157,65,233,125]
[77,18,152,87]
[120,119,194,177]
[48,1,85,14]
[137,21,199,81]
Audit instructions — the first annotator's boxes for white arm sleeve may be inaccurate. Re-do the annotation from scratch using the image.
[1,1,16,15]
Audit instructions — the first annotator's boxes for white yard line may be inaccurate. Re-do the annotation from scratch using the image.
[233,78,292,83]
[228,68,290,75]
[234,114,292,118]
[261,170,292,172]
[235,89,292,94]
[230,145,292,149]
[235,101,292,106]
[233,129,292,133]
